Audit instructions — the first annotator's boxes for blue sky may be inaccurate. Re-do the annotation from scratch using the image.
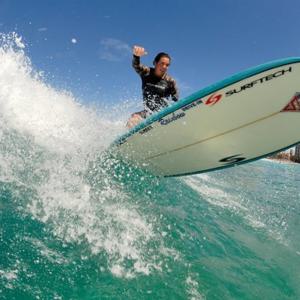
[1,0,300,106]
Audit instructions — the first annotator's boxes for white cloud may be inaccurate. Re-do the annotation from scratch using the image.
[99,38,131,62]
[38,27,48,32]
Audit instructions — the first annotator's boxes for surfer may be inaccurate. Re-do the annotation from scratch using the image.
[126,45,179,128]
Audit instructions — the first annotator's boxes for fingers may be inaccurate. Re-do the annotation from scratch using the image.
[133,45,145,56]
[126,114,143,128]
[133,45,148,56]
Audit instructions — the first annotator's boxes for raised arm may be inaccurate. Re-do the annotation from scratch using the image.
[132,45,150,76]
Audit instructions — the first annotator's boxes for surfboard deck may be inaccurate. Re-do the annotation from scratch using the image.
[111,57,300,177]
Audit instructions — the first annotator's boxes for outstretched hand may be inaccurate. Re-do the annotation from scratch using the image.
[133,45,148,57]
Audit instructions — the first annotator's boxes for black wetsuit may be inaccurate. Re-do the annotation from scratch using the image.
[132,55,179,116]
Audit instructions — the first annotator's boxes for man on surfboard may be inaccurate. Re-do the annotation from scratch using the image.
[126,45,179,128]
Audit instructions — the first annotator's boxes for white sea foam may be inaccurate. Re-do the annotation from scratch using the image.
[184,172,293,248]
[0,32,170,278]
[0,38,117,155]
[0,269,18,281]
[183,176,272,234]
[186,274,205,300]
[184,176,247,211]
[25,237,69,265]
[0,269,18,290]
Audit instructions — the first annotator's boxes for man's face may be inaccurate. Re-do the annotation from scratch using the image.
[154,57,170,77]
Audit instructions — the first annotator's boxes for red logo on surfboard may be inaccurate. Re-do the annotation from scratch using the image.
[281,93,300,112]
[204,93,223,106]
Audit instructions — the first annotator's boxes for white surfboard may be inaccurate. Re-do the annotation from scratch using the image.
[111,57,300,177]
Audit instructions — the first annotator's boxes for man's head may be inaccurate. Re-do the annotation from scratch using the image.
[153,52,171,77]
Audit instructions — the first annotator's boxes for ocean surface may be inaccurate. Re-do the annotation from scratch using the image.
[1,33,300,300]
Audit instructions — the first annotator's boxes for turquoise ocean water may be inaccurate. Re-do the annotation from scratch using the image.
[1,34,300,300]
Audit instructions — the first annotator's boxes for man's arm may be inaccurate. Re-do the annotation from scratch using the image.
[132,55,150,76]
[132,45,150,76]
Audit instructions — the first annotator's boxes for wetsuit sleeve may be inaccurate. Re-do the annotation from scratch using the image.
[132,55,150,76]
[170,79,179,102]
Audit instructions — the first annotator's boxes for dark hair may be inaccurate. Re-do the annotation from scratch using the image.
[153,52,171,65]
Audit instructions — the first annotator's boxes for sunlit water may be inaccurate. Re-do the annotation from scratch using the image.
[1,33,300,300]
